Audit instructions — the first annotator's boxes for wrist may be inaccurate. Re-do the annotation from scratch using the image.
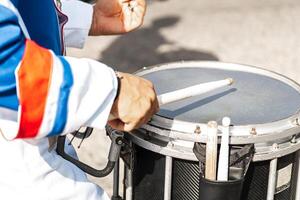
[114,72,122,101]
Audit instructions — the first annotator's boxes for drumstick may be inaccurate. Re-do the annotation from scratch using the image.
[217,117,231,181]
[205,121,218,181]
[157,78,233,106]
[109,78,234,120]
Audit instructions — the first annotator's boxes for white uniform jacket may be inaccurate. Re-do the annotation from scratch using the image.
[0,0,116,199]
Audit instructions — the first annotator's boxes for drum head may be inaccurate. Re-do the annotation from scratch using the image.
[139,62,300,126]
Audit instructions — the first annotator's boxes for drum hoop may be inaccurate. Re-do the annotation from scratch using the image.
[136,61,300,141]
[127,130,300,162]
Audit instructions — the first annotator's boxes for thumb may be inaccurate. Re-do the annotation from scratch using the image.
[108,119,125,131]
[123,123,137,132]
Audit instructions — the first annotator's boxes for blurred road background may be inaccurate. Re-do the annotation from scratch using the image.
[67,0,300,197]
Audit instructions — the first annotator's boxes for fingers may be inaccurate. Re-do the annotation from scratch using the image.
[121,0,146,32]
[145,87,159,119]
[152,93,160,113]
[109,114,147,132]
[123,96,159,132]
[108,119,125,130]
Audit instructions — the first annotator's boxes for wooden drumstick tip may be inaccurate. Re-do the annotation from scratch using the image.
[206,120,218,180]
[208,121,218,128]
[226,78,234,85]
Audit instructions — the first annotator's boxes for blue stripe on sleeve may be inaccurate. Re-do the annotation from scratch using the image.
[0,5,25,110]
[48,56,74,136]
[16,0,62,54]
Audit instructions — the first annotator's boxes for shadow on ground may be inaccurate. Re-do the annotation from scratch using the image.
[100,16,218,73]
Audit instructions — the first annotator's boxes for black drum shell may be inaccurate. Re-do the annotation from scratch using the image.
[128,144,298,200]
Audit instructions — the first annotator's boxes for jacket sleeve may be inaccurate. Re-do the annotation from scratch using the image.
[61,0,93,48]
[0,4,118,140]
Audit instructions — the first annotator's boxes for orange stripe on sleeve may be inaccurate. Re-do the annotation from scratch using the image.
[17,40,53,138]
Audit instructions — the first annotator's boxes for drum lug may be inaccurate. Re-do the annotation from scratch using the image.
[292,118,300,126]
[272,143,279,151]
[144,130,153,141]
[291,135,297,144]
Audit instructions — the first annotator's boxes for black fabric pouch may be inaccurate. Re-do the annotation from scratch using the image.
[199,175,244,200]
[193,143,254,200]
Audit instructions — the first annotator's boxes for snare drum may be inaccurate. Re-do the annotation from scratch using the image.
[122,61,300,200]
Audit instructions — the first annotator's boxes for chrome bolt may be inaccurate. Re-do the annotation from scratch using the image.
[294,118,300,126]
[291,135,297,144]
[272,143,279,150]
[116,138,123,145]
[171,142,175,148]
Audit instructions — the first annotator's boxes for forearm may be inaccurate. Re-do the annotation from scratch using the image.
[2,40,118,140]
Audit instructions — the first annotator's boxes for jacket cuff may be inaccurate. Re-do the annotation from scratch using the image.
[61,0,93,48]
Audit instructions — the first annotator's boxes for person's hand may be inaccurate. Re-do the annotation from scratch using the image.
[108,72,159,132]
[89,0,146,35]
